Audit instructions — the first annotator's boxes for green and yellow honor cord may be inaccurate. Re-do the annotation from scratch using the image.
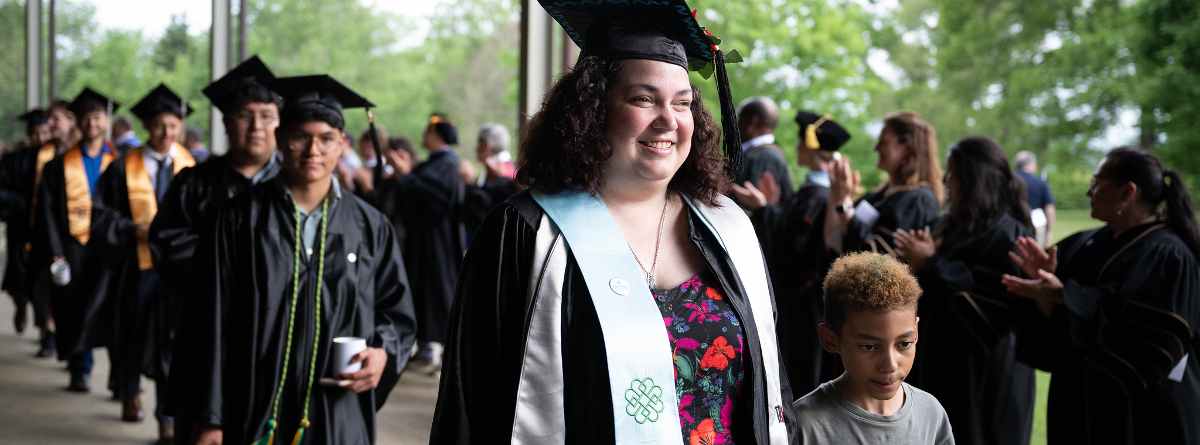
[255,198,330,445]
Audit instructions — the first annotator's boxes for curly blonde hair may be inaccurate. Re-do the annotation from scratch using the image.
[822,252,922,331]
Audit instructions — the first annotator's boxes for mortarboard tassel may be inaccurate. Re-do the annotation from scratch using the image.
[253,419,277,445]
[367,109,385,196]
[713,49,742,180]
[289,418,310,445]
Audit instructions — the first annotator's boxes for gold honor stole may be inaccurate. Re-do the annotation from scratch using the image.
[25,143,60,252]
[63,146,115,246]
[125,145,195,270]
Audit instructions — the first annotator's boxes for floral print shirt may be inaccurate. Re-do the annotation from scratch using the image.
[652,273,745,445]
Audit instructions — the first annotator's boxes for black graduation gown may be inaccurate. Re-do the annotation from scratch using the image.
[908,214,1035,445]
[85,152,183,384]
[151,155,280,427]
[403,150,466,345]
[1017,224,1200,445]
[180,178,416,445]
[33,154,109,357]
[150,155,281,303]
[844,185,941,254]
[430,193,792,444]
[748,181,835,399]
[462,175,520,239]
[736,143,794,205]
[0,143,48,308]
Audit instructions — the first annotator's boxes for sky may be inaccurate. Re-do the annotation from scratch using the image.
[91,0,439,44]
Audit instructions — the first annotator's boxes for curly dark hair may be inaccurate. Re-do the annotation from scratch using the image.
[516,55,728,205]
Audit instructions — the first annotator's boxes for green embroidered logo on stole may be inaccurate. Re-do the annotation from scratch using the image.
[624,378,665,424]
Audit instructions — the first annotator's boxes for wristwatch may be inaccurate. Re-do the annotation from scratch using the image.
[835,201,852,215]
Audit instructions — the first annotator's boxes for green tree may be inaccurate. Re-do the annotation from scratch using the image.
[152,14,192,72]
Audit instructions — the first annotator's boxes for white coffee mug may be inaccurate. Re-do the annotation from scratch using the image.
[332,337,367,375]
[50,258,71,287]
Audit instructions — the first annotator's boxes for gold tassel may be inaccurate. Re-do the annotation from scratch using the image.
[289,418,310,445]
[805,115,832,150]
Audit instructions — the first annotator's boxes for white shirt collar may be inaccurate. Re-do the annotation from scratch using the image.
[740,133,775,152]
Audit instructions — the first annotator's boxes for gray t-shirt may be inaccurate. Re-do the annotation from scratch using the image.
[792,380,955,445]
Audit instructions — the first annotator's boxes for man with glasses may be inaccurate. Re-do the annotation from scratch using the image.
[185,73,415,445]
[150,56,284,444]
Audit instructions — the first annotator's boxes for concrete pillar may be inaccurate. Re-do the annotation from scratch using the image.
[210,0,231,155]
[26,0,42,109]
[47,0,55,100]
[518,0,554,138]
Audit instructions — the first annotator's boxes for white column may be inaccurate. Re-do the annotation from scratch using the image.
[518,0,554,139]
[210,0,231,156]
[26,0,42,109]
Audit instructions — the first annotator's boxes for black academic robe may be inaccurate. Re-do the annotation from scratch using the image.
[151,155,281,300]
[0,142,58,316]
[181,177,416,445]
[151,155,280,428]
[844,185,941,254]
[908,214,1035,445]
[748,181,835,399]
[403,150,466,345]
[84,151,186,384]
[462,175,520,239]
[430,193,792,444]
[1017,224,1200,445]
[33,153,114,357]
[736,143,794,205]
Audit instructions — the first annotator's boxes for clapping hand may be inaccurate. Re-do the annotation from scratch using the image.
[1002,236,1063,315]
[894,227,935,269]
[730,172,781,209]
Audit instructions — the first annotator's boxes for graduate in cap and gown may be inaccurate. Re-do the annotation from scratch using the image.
[32,87,120,393]
[730,111,850,400]
[151,55,283,442]
[187,74,416,445]
[84,84,197,436]
[403,112,467,374]
[430,1,791,443]
[1004,148,1200,445]
[1,101,76,357]
[892,136,1036,445]
[0,109,52,337]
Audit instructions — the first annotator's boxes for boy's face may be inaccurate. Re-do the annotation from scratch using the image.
[281,120,346,184]
[820,308,919,401]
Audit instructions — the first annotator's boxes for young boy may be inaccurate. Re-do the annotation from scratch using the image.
[793,252,955,444]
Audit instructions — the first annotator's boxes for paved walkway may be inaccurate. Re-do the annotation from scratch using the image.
[0,295,438,444]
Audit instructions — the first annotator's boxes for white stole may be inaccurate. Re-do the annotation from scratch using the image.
[512,191,789,444]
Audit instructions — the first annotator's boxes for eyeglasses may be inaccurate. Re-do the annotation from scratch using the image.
[230,111,280,126]
[286,132,343,153]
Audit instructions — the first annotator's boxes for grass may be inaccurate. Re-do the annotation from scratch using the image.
[1029,209,1100,445]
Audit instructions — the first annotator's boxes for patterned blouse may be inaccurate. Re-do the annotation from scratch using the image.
[652,273,746,445]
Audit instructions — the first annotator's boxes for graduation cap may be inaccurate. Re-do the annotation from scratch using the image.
[203,55,279,114]
[130,83,194,123]
[427,113,459,146]
[69,87,120,117]
[795,111,851,152]
[17,109,50,127]
[272,74,374,131]
[540,0,745,176]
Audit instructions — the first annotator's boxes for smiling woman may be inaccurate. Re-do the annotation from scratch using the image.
[516,55,725,205]
[430,1,791,444]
